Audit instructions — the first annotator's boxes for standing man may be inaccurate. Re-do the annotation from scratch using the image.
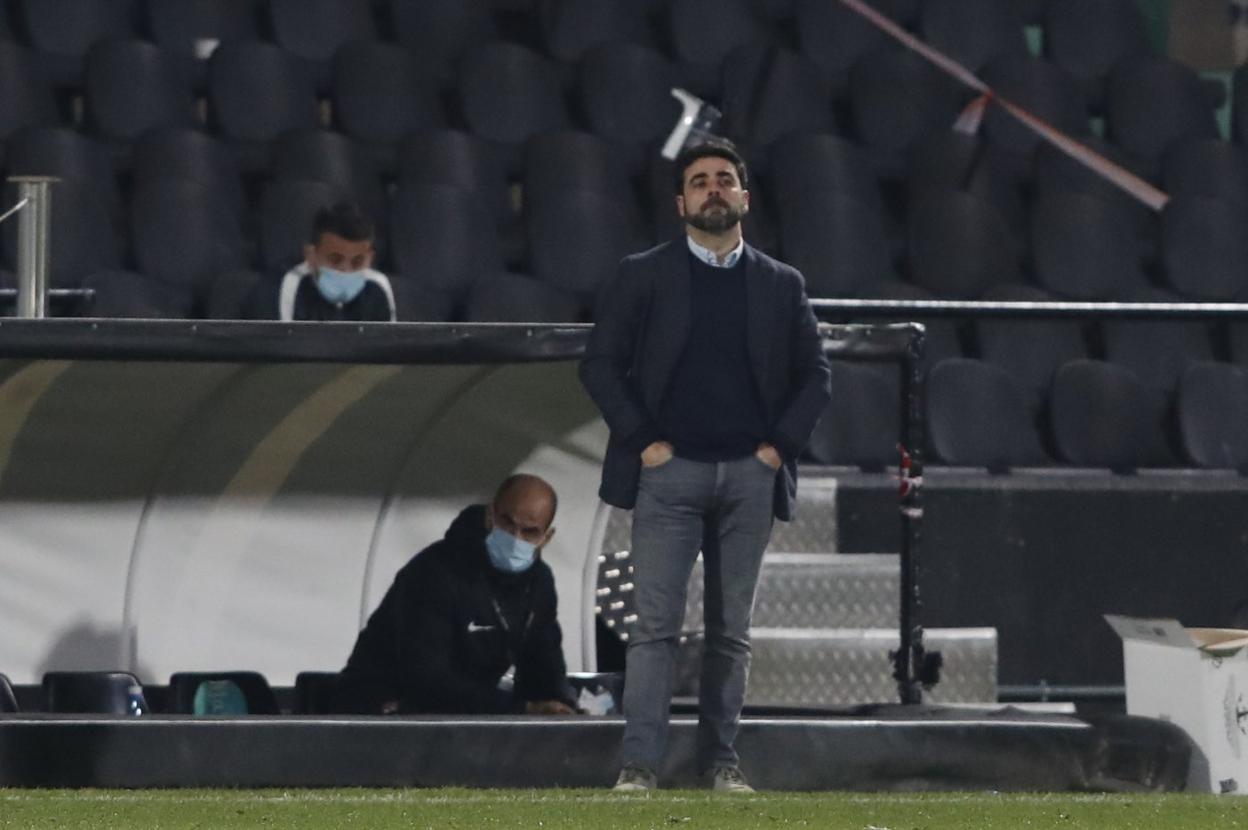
[579,140,831,792]
[278,201,396,322]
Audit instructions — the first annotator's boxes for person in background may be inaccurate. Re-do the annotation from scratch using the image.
[333,474,578,716]
[279,201,395,322]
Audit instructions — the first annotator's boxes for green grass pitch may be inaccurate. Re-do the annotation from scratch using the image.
[1,790,1246,830]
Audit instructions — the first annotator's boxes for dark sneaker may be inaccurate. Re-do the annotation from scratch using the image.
[613,765,657,792]
[709,765,754,793]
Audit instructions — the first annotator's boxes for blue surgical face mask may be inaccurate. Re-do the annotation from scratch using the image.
[315,267,367,305]
[485,526,539,574]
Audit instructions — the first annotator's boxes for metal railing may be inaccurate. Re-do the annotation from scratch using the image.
[1,176,57,319]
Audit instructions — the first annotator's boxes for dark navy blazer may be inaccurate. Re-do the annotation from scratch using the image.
[579,240,832,521]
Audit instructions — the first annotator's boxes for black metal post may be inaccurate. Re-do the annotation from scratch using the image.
[894,324,927,704]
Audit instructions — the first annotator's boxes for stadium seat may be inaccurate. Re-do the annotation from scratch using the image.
[272,129,387,227]
[1044,0,1151,109]
[805,360,900,470]
[0,672,17,712]
[84,40,194,147]
[208,42,319,173]
[856,280,963,369]
[980,56,1090,161]
[168,671,280,715]
[974,284,1087,412]
[15,0,136,87]
[457,42,568,163]
[1030,192,1147,300]
[268,0,375,89]
[1160,196,1248,301]
[1050,359,1170,470]
[522,130,633,212]
[331,42,444,173]
[258,179,338,276]
[907,189,1020,298]
[779,189,893,298]
[389,0,495,88]
[206,269,266,320]
[2,179,120,288]
[42,670,146,714]
[131,178,246,305]
[769,132,883,213]
[390,278,457,322]
[794,0,897,95]
[1233,63,1248,146]
[1162,139,1248,208]
[464,270,581,323]
[132,128,247,222]
[1177,361,1248,471]
[908,131,1027,233]
[1106,57,1220,171]
[538,0,650,63]
[0,40,59,140]
[577,42,679,172]
[666,0,770,99]
[927,358,1049,469]
[1101,287,1216,399]
[720,44,836,149]
[918,0,1027,73]
[390,183,502,300]
[529,187,639,304]
[294,671,339,715]
[145,0,261,61]
[397,129,510,226]
[4,126,122,222]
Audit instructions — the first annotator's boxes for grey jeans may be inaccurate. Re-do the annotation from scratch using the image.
[620,454,775,774]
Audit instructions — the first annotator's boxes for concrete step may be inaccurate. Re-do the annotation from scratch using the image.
[675,627,998,706]
[684,553,899,630]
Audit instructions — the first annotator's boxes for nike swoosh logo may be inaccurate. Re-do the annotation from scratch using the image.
[467,622,496,633]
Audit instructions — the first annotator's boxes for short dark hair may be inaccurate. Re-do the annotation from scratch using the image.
[673,140,749,194]
[311,201,374,245]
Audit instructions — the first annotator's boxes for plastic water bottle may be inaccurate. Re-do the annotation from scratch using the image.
[126,684,145,717]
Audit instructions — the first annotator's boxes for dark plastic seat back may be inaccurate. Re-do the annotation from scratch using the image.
[522,130,634,221]
[805,360,899,470]
[1050,359,1160,469]
[17,0,134,58]
[578,42,679,149]
[294,671,340,715]
[849,48,965,160]
[464,271,581,323]
[1162,139,1248,208]
[795,0,895,92]
[268,0,375,63]
[858,280,962,369]
[258,179,338,275]
[2,179,120,288]
[975,284,1087,412]
[908,132,1026,232]
[538,0,649,63]
[1160,196,1248,301]
[390,278,456,322]
[85,39,194,142]
[390,0,496,86]
[0,40,59,137]
[146,0,261,57]
[1102,288,1216,397]
[133,128,247,219]
[390,183,501,298]
[780,190,892,298]
[272,128,387,223]
[5,126,121,220]
[206,269,265,320]
[927,358,1049,468]
[398,129,509,225]
[209,41,318,151]
[1031,192,1146,299]
[332,41,444,148]
[721,44,835,148]
[82,269,194,318]
[131,177,245,295]
[458,42,567,148]
[919,0,1027,71]
[980,55,1089,158]
[1178,362,1248,470]
[907,189,1020,298]
[168,671,280,715]
[1107,57,1220,167]
[770,132,882,212]
[668,0,767,75]
[1044,0,1151,102]
[42,670,144,714]
[528,187,637,302]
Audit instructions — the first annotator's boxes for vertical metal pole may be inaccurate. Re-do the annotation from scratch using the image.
[9,176,57,319]
[895,323,926,704]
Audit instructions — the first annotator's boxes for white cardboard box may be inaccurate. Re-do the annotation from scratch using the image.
[1106,614,1248,794]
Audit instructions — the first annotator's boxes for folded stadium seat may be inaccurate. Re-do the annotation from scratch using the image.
[794,0,900,97]
[272,128,388,231]
[1160,196,1248,302]
[907,189,1021,299]
[144,0,260,89]
[537,0,652,64]
[779,189,893,298]
[855,279,963,370]
[457,42,569,175]
[131,177,247,312]
[398,129,511,229]
[918,0,1028,73]
[1,179,120,289]
[848,48,968,179]
[84,39,196,160]
[0,672,17,712]
[529,187,639,310]
[666,0,772,100]
[577,42,680,176]
[42,670,147,714]
[1030,192,1148,300]
[390,183,502,302]
[132,127,248,224]
[1162,139,1248,208]
[206,269,267,319]
[804,360,900,471]
[464,270,582,323]
[258,179,338,276]
[1176,361,1248,471]
[1050,359,1175,470]
[83,270,193,319]
[0,41,59,143]
[1101,287,1217,402]
[14,0,136,88]
[168,671,280,715]
[390,278,457,322]
[979,55,1091,174]
[1043,0,1152,112]
[927,357,1050,470]
[720,44,837,150]
[4,125,122,224]
[331,42,445,176]
[267,0,376,92]
[294,671,339,715]
[974,284,1088,413]
[208,41,320,173]
[908,131,1027,236]
[1106,56,1221,175]
[390,0,497,90]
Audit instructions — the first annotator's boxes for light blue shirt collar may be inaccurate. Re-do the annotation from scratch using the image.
[686,235,744,268]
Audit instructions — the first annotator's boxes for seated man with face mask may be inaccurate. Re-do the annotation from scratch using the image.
[278,201,396,322]
[333,474,578,715]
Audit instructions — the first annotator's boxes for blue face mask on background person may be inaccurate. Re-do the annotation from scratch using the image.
[315,268,367,304]
[485,526,539,573]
